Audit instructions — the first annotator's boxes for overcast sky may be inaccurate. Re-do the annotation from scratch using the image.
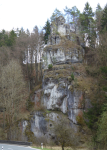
[0,0,106,32]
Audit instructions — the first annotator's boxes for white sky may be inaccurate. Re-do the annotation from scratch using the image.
[0,0,106,32]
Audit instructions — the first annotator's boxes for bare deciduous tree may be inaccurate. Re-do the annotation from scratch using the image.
[54,117,79,150]
[0,60,27,140]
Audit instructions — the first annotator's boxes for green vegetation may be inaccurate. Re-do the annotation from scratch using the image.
[71,73,74,80]
[43,20,51,44]
[50,8,63,22]
[0,29,17,47]
[48,64,53,70]
[25,122,36,143]
[101,4,107,31]
[33,147,51,150]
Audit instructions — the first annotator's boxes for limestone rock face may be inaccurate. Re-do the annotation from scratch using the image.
[43,46,84,69]
[31,111,47,137]
[42,76,84,124]
[43,80,67,113]
[51,16,69,36]
[30,16,88,141]
[30,111,63,142]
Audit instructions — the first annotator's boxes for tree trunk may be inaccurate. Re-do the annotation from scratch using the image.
[35,55,38,85]
[40,61,42,81]
[62,146,64,150]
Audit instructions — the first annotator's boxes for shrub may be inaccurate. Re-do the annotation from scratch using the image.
[48,64,53,69]
[76,112,84,125]
[71,73,74,80]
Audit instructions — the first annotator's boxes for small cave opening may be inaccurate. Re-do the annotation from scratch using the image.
[50,124,52,127]
[51,136,55,139]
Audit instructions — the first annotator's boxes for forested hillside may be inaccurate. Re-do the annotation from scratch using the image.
[0,2,107,150]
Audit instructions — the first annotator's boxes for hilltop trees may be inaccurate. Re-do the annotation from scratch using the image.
[0,29,16,47]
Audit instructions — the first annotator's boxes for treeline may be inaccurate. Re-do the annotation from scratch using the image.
[43,2,106,47]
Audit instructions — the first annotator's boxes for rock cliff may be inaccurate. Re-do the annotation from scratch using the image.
[28,16,91,143]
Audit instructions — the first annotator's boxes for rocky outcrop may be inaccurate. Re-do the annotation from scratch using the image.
[29,16,90,142]
[51,16,70,36]
[43,45,84,69]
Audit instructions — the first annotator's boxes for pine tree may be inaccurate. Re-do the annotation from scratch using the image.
[43,20,51,44]
[64,6,80,33]
[7,30,17,46]
[101,4,107,31]
[95,3,103,32]
[50,8,62,23]
[80,2,94,33]
[79,2,95,47]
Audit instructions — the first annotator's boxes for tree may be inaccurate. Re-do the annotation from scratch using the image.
[43,20,51,44]
[83,32,107,148]
[50,8,63,23]
[54,117,79,150]
[95,3,103,32]
[7,30,17,46]
[101,4,107,31]
[26,28,30,37]
[0,29,17,47]
[80,2,94,33]
[97,104,107,149]
[79,2,95,47]
[0,60,27,140]
[64,6,80,33]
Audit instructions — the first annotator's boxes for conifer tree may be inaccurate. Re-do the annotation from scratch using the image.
[50,8,62,23]
[95,3,103,32]
[80,2,94,33]
[79,2,95,47]
[101,4,107,31]
[43,20,51,44]
[64,6,80,33]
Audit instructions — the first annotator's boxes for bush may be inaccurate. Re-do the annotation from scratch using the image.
[48,64,53,69]
[71,73,74,80]
[53,117,79,150]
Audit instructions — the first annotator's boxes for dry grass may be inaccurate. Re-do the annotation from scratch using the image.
[33,145,88,150]
[44,68,71,80]
[77,76,94,92]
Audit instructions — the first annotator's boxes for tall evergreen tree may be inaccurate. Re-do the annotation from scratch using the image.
[80,2,94,33]
[79,2,95,47]
[7,30,17,46]
[95,3,103,32]
[101,4,107,31]
[43,20,51,44]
